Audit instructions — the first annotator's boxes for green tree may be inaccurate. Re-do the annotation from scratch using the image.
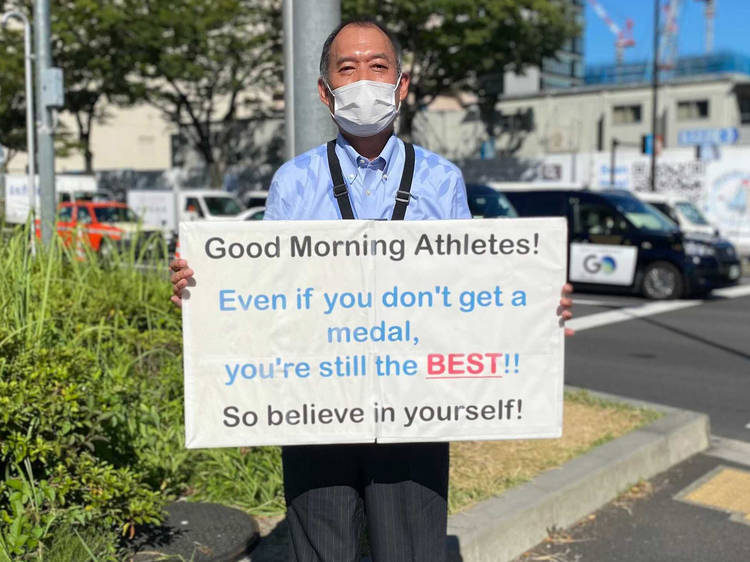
[52,0,147,173]
[127,0,282,187]
[0,21,27,170]
[0,1,146,173]
[343,0,578,140]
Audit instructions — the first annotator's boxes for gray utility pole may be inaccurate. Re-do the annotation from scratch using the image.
[650,0,660,192]
[34,0,64,245]
[1,11,35,232]
[282,0,340,159]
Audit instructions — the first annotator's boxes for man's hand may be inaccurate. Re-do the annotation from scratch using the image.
[558,283,574,337]
[170,259,194,308]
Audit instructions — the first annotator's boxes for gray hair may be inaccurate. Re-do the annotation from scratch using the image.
[319,18,402,82]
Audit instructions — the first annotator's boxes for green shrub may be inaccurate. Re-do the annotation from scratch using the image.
[0,227,285,559]
[0,229,174,558]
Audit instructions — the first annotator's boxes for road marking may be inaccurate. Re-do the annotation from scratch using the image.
[573,299,618,307]
[712,285,750,299]
[675,465,750,525]
[567,300,702,332]
[707,436,750,466]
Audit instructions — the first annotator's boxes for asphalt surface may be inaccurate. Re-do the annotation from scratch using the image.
[518,279,750,562]
[517,453,750,562]
[567,285,750,441]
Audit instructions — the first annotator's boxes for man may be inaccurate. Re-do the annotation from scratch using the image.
[171,18,574,561]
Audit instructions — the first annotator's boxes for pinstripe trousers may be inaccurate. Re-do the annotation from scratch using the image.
[282,442,450,562]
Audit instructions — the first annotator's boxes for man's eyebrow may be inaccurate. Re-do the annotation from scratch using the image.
[334,53,392,66]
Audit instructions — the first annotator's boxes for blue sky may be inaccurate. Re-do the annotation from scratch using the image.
[584,0,750,66]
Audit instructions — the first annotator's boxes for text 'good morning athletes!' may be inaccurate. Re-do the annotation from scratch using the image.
[203,232,542,262]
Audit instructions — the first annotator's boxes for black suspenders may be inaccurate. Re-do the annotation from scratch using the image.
[326,139,415,221]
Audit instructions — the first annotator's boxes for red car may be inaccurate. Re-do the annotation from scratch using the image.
[52,201,163,257]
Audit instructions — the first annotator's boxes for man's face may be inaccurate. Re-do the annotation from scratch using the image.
[318,24,409,113]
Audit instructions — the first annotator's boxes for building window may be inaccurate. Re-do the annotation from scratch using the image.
[498,108,534,131]
[739,96,750,124]
[613,104,642,125]
[677,100,709,120]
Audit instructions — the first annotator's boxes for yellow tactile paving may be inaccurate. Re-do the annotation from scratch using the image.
[681,467,750,524]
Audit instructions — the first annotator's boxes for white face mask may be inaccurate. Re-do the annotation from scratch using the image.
[327,75,401,137]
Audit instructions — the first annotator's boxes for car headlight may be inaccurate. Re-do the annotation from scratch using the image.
[684,241,715,257]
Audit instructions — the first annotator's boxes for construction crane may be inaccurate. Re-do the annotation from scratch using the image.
[660,0,716,69]
[587,0,635,65]
[696,0,715,53]
[659,0,683,70]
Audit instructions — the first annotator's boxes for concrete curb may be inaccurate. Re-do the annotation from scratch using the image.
[446,387,710,562]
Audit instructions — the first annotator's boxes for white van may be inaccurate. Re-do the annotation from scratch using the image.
[636,192,718,238]
[127,189,248,241]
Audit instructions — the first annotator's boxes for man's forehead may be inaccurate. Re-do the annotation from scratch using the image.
[330,24,395,61]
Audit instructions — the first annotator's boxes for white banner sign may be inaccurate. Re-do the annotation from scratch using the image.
[569,243,638,286]
[3,174,97,224]
[181,218,567,448]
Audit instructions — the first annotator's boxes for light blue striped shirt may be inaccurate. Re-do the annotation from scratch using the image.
[264,133,471,221]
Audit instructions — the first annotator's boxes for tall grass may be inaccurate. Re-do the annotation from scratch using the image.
[0,225,284,560]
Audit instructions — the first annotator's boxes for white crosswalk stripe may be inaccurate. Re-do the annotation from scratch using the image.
[711,284,750,299]
[568,300,702,332]
[569,283,750,332]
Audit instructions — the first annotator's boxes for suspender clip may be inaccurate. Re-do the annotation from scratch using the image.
[395,190,411,204]
[332,183,349,198]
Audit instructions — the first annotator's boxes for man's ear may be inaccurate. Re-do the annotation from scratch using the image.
[318,78,333,111]
[397,72,410,104]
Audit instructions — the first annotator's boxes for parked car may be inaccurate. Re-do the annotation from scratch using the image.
[635,192,719,237]
[491,187,740,299]
[465,184,518,218]
[240,206,265,220]
[241,189,269,209]
[54,201,164,258]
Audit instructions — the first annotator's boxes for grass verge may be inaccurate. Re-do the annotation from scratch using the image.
[448,389,661,513]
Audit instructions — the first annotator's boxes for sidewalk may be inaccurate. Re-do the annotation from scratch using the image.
[517,441,750,561]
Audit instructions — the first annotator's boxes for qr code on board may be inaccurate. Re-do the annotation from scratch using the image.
[631,161,705,199]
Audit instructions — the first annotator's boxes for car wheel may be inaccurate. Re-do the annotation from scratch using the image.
[641,261,683,300]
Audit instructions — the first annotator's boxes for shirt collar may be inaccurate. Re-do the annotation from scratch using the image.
[336,133,398,172]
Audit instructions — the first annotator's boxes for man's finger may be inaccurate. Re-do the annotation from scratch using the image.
[562,283,574,295]
[169,259,187,272]
[170,268,194,284]
[564,327,575,337]
[173,280,187,295]
[560,297,573,307]
[170,295,182,309]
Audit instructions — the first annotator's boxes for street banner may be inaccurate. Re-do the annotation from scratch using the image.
[180,218,567,448]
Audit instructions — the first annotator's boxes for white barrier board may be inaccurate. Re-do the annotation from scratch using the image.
[181,218,567,448]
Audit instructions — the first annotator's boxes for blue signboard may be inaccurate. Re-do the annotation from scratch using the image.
[678,127,739,146]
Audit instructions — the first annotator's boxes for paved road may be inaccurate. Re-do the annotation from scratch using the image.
[518,280,750,561]
[567,283,750,441]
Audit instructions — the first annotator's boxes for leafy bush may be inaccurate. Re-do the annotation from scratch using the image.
[0,230,174,559]
[0,227,284,559]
